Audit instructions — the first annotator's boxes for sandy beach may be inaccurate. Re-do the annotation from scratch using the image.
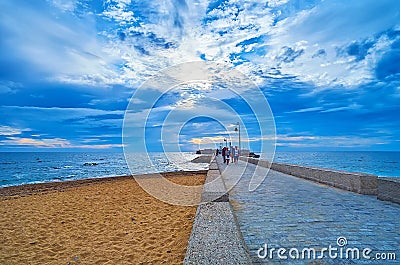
[0,171,206,265]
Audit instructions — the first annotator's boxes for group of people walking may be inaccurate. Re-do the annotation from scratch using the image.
[217,146,239,165]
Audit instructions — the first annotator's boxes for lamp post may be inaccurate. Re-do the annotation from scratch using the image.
[234,122,241,155]
[223,138,227,147]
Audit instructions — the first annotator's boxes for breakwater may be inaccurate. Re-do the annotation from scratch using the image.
[240,157,399,204]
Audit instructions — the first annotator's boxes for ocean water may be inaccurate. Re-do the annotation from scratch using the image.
[1,151,399,188]
[273,151,400,177]
[0,152,208,188]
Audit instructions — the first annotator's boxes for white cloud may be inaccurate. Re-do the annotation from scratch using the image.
[48,0,78,12]
[266,0,291,8]
[98,0,278,88]
[1,106,124,125]
[276,134,391,148]
[102,0,137,24]
[110,0,394,89]
[0,1,123,87]
[276,135,317,141]
[285,103,363,114]
[189,135,226,145]
[0,125,26,136]
[0,136,122,149]
[3,0,398,90]
[286,106,323,113]
[0,81,22,94]
[320,103,362,113]
[263,0,400,87]
[1,137,71,148]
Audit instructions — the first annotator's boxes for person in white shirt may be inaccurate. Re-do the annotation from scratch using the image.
[233,146,239,163]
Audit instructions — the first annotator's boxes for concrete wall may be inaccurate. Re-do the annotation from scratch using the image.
[240,157,378,195]
[191,155,213,164]
[378,178,400,204]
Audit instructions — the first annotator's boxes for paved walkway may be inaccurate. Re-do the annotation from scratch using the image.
[217,157,400,264]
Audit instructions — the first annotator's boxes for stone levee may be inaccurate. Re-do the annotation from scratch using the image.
[240,157,378,195]
[378,177,400,204]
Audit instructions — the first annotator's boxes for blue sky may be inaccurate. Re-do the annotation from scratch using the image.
[0,0,399,152]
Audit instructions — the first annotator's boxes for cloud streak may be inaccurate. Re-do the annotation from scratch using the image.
[0,136,123,149]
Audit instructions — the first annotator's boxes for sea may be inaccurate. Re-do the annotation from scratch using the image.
[0,151,399,188]
[0,152,208,188]
[273,151,400,178]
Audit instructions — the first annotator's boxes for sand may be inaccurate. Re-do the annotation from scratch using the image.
[0,171,206,265]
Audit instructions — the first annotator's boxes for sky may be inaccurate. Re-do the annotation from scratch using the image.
[0,0,399,152]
